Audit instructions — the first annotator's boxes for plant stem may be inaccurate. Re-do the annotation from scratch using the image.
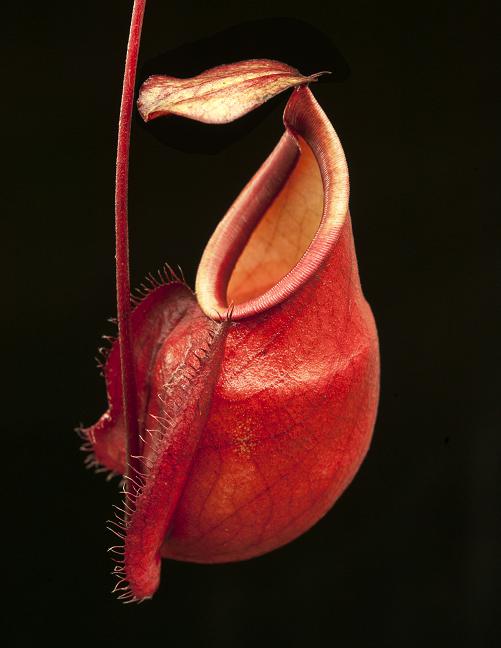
[115,0,147,505]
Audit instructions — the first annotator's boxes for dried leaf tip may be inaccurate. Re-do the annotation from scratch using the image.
[137,59,330,125]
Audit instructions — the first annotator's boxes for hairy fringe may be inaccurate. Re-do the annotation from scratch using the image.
[130,263,188,306]
[80,263,224,603]
[75,424,118,481]
[105,320,224,603]
[79,262,191,478]
[95,263,189,373]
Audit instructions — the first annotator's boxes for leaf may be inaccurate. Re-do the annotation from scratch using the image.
[137,58,327,124]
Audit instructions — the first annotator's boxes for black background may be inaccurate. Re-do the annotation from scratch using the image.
[3,1,498,646]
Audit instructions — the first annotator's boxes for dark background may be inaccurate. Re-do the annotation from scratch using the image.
[3,1,498,646]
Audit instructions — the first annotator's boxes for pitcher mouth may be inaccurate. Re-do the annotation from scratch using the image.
[195,86,350,321]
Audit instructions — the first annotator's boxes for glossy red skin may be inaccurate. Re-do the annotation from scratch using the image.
[163,216,379,564]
